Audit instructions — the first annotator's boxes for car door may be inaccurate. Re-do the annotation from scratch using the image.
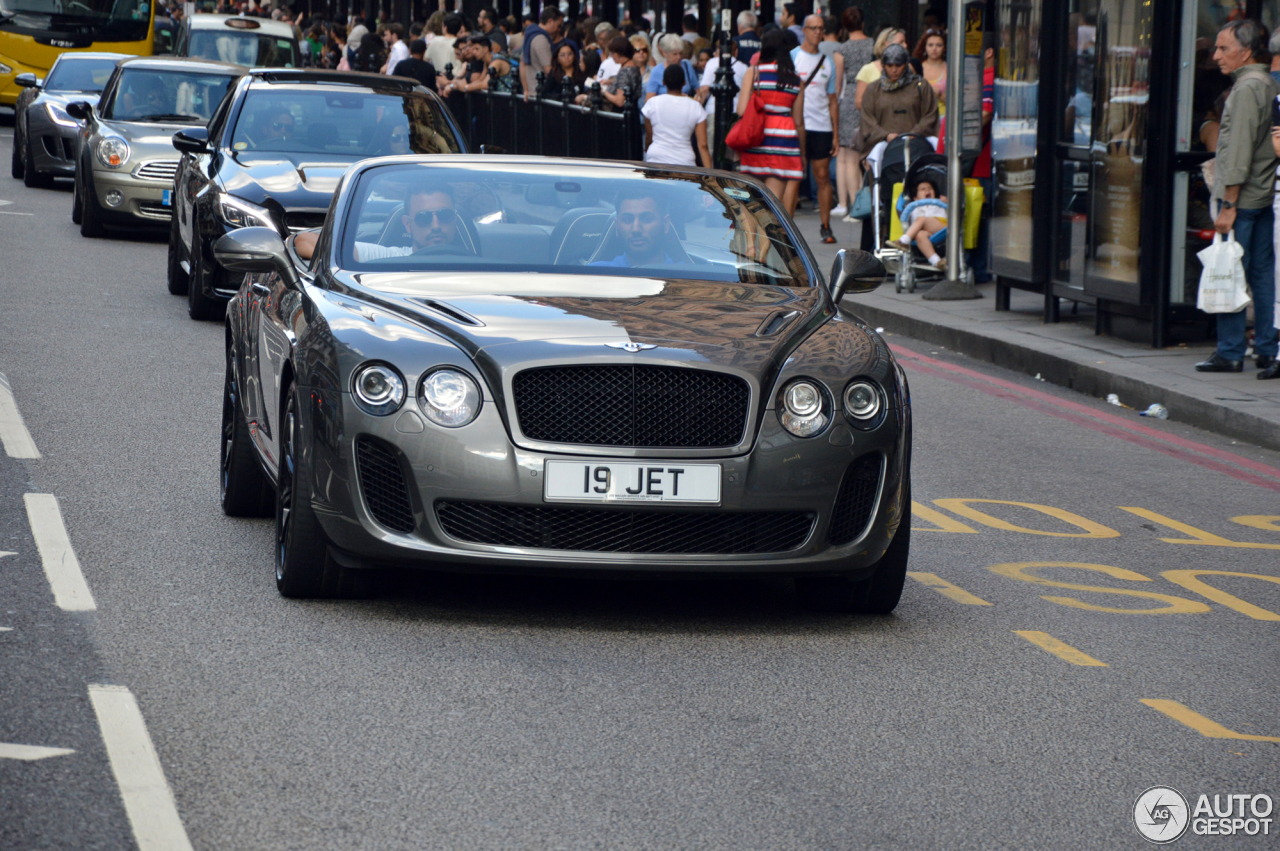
[253,249,312,471]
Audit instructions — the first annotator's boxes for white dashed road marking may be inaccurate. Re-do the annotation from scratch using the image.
[89,685,195,851]
[23,494,96,611]
[0,372,41,458]
[0,743,77,761]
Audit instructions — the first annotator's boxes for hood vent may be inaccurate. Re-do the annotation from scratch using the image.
[755,309,801,337]
[411,298,485,327]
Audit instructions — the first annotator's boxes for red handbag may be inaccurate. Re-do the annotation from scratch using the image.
[725,76,765,152]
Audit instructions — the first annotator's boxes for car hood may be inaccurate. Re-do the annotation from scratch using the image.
[220,150,359,209]
[335,271,834,393]
[102,118,198,148]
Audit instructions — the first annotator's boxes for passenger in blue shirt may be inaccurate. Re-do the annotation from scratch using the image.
[644,33,700,100]
[592,190,682,268]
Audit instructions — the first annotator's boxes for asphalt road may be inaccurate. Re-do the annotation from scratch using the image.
[1,127,1278,850]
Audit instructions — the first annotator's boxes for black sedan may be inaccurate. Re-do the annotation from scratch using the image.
[10,52,124,187]
[213,156,910,613]
[167,69,466,321]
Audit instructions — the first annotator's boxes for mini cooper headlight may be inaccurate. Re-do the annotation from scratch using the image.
[96,136,129,168]
[778,379,830,437]
[418,369,481,427]
[352,364,406,416]
[843,380,883,425]
[217,193,275,229]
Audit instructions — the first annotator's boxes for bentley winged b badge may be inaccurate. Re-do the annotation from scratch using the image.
[605,341,657,353]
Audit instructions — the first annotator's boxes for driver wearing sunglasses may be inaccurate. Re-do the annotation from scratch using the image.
[294,185,470,262]
[591,189,682,268]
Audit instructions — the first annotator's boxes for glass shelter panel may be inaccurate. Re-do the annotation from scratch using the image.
[991,0,1042,274]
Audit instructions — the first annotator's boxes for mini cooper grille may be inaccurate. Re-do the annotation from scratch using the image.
[828,453,884,546]
[136,160,179,182]
[435,501,815,554]
[137,202,173,219]
[513,365,750,448]
[355,437,415,533]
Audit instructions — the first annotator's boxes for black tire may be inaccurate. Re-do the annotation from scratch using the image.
[275,383,374,599]
[220,342,273,518]
[187,239,225,321]
[22,133,52,189]
[11,128,24,179]
[167,212,190,295]
[796,489,911,614]
[79,166,106,238]
[71,170,83,224]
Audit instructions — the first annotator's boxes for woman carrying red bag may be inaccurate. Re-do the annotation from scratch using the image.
[736,30,806,214]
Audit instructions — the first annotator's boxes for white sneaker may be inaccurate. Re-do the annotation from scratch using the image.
[831,204,848,218]
[841,214,857,223]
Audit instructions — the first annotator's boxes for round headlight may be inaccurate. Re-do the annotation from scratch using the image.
[778,379,830,437]
[843,380,882,422]
[96,136,129,168]
[352,364,405,416]
[418,369,481,427]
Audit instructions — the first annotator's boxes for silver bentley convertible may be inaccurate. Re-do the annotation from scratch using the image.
[215,156,912,612]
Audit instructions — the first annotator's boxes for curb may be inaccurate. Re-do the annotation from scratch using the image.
[840,301,1280,454]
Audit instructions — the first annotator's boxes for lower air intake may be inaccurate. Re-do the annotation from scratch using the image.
[355,437,416,533]
[828,453,884,546]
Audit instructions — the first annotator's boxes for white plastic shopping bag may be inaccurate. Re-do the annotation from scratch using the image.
[1197,232,1251,314]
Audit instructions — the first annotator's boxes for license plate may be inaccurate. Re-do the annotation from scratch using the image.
[161,189,172,207]
[544,461,721,504]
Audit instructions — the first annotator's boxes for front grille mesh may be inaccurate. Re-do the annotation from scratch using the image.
[136,160,179,181]
[828,453,883,546]
[436,501,815,554]
[355,437,416,533]
[513,365,750,448]
[137,202,173,219]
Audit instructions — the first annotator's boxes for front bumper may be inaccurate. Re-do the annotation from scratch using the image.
[91,164,175,224]
[303,389,910,576]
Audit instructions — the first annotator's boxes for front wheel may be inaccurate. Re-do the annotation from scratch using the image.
[167,212,190,295]
[796,490,911,614]
[187,239,224,321]
[275,384,374,599]
[71,171,83,224]
[220,343,273,517]
[23,133,52,189]
[79,167,106,238]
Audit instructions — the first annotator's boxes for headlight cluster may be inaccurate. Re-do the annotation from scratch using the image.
[777,378,885,437]
[218,193,275,229]
[45,102,78,128]
[95,136,129,168]
[350,364,482,427]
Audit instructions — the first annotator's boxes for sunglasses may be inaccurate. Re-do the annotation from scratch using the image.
[412,208,458,227]
[617,211,659,226]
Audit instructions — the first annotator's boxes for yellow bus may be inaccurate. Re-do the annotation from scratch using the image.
[1,0,155,108]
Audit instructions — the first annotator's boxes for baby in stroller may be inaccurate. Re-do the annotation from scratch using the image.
[891,176,948,271]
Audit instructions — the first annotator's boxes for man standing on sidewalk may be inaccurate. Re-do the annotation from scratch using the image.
[1198,19,1280,377]
[792,15,839,244]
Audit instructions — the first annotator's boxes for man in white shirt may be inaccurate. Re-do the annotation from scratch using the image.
[293,187,468,263]
[425,13,462,75]
[792,15,839,243]
[681,13,699,44]
[696,45,747,155]
[381,23,410,75]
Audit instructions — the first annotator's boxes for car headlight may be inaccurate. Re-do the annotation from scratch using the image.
[778,379,830,437]
[0,61,12,75]
[842,379,883,427]
[417,369,481,427]
[351,364,406,416]
[218,193,275,229]
[96,136,129,168]
[45,102,78,128]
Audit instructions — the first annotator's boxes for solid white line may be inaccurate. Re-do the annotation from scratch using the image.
[0,373,41,458]
[0,742,76,761]
[24,494,96,611]
[0,211,34,216]
[88,685,194,851]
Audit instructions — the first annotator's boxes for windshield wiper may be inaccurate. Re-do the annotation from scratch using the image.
[134,113,203,123]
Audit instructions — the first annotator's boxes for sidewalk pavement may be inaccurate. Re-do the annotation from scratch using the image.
[791,209,1280,452]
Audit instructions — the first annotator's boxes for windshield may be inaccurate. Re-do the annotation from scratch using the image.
[339,164,813,287]
[188,29,297,67]
[0,0,150,40]
[44,56,117,91]
[230,89,459,157]
[104,67,236,122]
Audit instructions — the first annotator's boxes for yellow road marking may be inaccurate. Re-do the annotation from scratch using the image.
[988,562,1210,615]
[911,501,978,533]
[1120,507,1280,550]
[1231,515,1280,533]
[906,572,993,605]
[934,499,1120,538]
[1161,570,1280,621]
[1141,700,1280,742]
[1012,631,1108,666]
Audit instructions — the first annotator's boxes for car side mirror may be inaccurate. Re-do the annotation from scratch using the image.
[172,127,209,155]
[65,101,92,120]
[14,73,39,89]
[213,227,300,288]
[829,249,886,303]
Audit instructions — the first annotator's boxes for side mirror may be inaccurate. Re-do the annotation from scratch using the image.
[65,101,92,120]
[829,249,886,303]
[213,227,299,288]
[14,73,39,89]
[172,127,209,155]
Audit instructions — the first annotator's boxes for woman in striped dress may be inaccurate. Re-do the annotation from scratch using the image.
[737,30,806,214]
